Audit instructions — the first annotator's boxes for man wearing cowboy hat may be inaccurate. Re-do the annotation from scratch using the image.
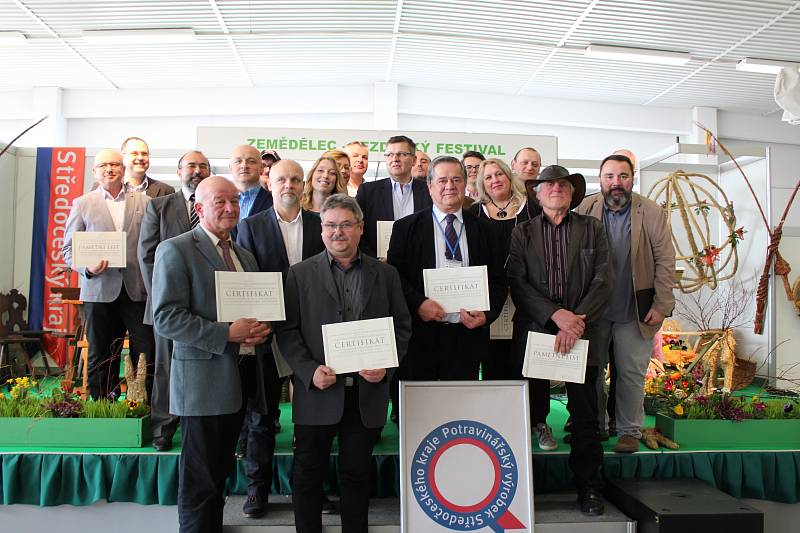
[507,165,612,516]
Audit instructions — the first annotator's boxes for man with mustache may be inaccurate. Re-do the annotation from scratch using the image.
[575,154,675,454]
[235,159,325,518]
[138,151,212,450]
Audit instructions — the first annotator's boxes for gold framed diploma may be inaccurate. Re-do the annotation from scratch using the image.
[522,331,589,384]
[72,231,127,268]
[214,271,285,322]
[422,265,489,313]
[322,317,399,374]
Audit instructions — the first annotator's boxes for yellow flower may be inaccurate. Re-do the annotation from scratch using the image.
[673,404,685,416]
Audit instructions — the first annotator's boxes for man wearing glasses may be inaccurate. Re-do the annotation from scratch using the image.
[387,156,506,385]
[62,149,153,400]
[121,137,175,198]
[355,135,432,258]
[138,151,212,451]
[278,194,411,533]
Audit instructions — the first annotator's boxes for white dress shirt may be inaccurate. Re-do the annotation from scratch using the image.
[276,208,304,266]
[99,184,126,232]
[431,205,470,323]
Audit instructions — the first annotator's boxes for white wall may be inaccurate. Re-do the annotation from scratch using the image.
[0,144,18,292]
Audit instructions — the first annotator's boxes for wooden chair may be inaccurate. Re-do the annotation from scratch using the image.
[0,289,49,381]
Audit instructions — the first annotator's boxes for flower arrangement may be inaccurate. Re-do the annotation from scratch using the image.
[666,393,800,422]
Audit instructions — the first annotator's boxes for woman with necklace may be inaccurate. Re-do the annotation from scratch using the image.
[301,156,347,212]
[468,158,530,381]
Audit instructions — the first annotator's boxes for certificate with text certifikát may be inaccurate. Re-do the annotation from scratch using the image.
[214,271,285,322]
[422,265,490,313]
[523,331,588,384]
[72,231,127,268]
[322,317,398,374]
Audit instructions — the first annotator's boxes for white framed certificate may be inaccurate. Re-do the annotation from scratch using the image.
[522,331,588,383]
[422,265,489,313]
[214,271,285,322]
[72,231,127,268]
[490,296,515,340]
[322,317,399,374]
[376,220,395,259]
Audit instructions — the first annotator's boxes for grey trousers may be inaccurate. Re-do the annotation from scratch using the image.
[596,319,653,439]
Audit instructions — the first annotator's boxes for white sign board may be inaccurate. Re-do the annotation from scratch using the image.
[400,381,534,532]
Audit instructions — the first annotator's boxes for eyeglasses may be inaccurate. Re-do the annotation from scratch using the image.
[464,165,482,171]
[384,151,413,159]
[433,177,465,186]
[322,221,360,232]
[95,162,122,169]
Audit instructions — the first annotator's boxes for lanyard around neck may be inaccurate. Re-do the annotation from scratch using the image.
[433,213,464,260]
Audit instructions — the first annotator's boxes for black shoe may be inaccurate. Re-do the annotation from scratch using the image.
[152,436,173,452]
[564,430,609,444]
[321,496,339,515]
[235,439,247,460]
[243,489,267,518]
[578,489,604,516]
[274,418,282,433]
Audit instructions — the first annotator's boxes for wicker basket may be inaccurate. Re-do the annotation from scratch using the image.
[731,357,757,391]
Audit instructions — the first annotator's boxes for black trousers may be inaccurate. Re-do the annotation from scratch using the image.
[178,405,246,533]
[242,363,283,494]
[83,291,154,400]
[401,324,481,382]
[564,366,604,494]
[513,364,552,426]
[150,332,179,439]
[293,387,381,533]
[482,339,517,380]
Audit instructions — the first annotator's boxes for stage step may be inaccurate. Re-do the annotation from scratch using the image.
[222,493,635,532]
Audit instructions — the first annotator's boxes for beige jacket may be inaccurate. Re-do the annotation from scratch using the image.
[575,192,676,339]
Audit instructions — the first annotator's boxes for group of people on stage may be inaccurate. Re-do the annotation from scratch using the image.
[61,133,675,533]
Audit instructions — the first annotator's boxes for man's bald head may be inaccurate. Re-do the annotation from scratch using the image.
[92,149,125,193]
[268,159,305,211]
[195,176,240,239]
[511,147,542,182]
[612,149,638,172]
[229,144,262,190]
[271,159,303,177]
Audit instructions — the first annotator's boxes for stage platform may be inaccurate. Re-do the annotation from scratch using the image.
[1,395,799,508]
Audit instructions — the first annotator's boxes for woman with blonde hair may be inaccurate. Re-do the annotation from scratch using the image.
[301,156,347,212]
[322,149,352,191]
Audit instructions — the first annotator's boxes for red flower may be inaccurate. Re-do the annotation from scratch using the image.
[700,246,720,266]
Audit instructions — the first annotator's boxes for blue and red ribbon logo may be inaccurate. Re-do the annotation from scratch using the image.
[411,420,527,531]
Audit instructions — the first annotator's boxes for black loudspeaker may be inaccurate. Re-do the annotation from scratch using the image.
[605,478,763,533]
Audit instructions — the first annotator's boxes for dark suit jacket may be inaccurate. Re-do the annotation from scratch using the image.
[506,212,612,366]
[386,207,507,361]
[355,178,432,257]
[235,207,323,279]
[138,190,192,325]
[277,252,412,428]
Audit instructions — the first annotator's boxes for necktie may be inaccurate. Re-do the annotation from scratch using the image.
[444,213,462,261]
[218,239,238,272]
[189,194,199,229]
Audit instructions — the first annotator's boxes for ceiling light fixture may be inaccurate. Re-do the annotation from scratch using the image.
[81,28,196,44]
[736,57,800,74]
[0,31,28,45]
[585,44,691,66]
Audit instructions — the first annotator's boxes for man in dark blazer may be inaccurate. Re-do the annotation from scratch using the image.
[121,136,175,197]
[235,159,325,518]
[62,148,153,400]
[152,176,272,533]
[506,165,611,516]
[137,150,211,450]
[277,194,411,533]
[355,135,432,257]
[387,156,506,385]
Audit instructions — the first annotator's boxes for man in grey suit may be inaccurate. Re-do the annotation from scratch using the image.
[62,149,153,400]
[152,176,271,533]
[278,194,411,533]
[138,150,211,451]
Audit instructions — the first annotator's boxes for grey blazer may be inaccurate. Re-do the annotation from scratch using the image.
[137,190,192,325]
[61,187,150,303]
[152,226,268,417]
[277,251,412,428]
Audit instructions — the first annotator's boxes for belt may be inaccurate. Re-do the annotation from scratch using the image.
[344,376,355,387]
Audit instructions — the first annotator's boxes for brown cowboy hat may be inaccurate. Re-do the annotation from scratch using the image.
[533,165,586,210]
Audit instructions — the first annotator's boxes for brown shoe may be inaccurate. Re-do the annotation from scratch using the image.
[614,434,640,454]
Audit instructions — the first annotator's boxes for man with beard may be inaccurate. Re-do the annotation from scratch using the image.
[138,151,212,450]
[344,141,369,196]
[412,150,430,181]
[575,154,675,454]
[235,160,325,518]
[121,137,175,198]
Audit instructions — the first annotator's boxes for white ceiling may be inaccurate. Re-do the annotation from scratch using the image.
[1,0,798,114]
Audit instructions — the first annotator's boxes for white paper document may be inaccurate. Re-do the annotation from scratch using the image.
[422,265,490,313]
[522,331,589,384]
[376,220,395,259]
[490,296,515,340]
[71,231,127,268]
[322,317,399,374]
[214,271,285,322]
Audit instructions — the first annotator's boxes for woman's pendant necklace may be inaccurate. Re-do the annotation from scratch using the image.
[490,198,513,218]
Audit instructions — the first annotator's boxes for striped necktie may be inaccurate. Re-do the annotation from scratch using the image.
[189,193,199,229]
[444,213,462,261]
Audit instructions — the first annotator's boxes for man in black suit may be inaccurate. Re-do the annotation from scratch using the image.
[138,150,211,451]
[387,156,506,385]
[235,159,325,518]
[355,135,432,258]
[121,137,175,198]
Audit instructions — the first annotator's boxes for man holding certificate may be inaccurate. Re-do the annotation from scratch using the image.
[62,148,153,400]
[387,155,506,384]
[277,194,411,533]
[506,165,611,516]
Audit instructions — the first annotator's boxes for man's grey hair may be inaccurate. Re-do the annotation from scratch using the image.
[320,193,364,222]
[427,156,466,184]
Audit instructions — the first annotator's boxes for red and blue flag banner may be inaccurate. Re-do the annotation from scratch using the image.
[29,147,85,367]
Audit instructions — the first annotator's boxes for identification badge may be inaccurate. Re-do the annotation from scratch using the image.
[445,259,463,268]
